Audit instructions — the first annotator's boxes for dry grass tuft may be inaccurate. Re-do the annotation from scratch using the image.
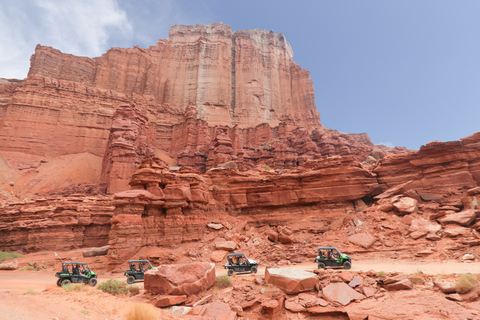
[455,273,478,294]
[125,303,158,320]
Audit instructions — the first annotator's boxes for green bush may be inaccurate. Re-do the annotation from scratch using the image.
[0,251,23,263]
[98,279,129,295]
[216,275,232,289]
[98,279,139,296]
[263,165,271,171]
[456,273,478,294]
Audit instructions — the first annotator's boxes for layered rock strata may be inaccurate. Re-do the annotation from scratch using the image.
[0,195,113,252]
[100,104,155,194]
[373,132,480,194]
[0,22,389,191]
[106,156,379,268]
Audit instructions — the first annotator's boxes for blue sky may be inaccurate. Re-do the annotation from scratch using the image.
[1,1,479,150]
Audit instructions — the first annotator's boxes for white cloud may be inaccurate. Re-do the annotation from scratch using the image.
[376,141,395,148]
[0,0,132,79]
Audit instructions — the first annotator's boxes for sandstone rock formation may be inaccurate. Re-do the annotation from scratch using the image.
[265,267,318,294]
[144,262,216,295]
[0,195,113,253]
[0,22,398,198]
[101,104,155,194]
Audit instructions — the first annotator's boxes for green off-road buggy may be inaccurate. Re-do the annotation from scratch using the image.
[314,246,352,270]
[55,261,98,286]
[124,260,154,284]
[224,253,258,276]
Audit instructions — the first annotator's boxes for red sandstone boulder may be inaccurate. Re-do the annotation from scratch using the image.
[214,241,237,251]
[209,250,228,263]
[433,280,456,293]
[188,300,236,319]
[444,225,470,237]
[82,245,109,257]
[408,219,441,239]
[153,295,187,307]
[393,197,418,215]
[265,268,318,294]
[385,279,414,291]
[347,232,377,249]
[144,262,216,296]
[438,209,477,226]
[322,282,365,306]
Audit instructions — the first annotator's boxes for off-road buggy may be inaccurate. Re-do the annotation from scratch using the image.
[124,260,154,284]
[224,253,258,276]
[314,246,352,270]
[55,261,98,286]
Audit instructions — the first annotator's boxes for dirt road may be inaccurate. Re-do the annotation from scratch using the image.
[217,259,480,276]
[1,259,480,320]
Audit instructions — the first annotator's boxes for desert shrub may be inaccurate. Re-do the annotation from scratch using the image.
[456,273,478,294]
[98,279,129,295]
[263,165,271,171]
[126,303,158,320]
[128,285,140,296]
[216,275,232,289]
[20,266,35,271]
[0,251,23,263]
[62,283,85,292]
[23,290,37,295]
[377,271,386,276]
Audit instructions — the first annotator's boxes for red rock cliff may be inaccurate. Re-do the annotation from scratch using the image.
[0,23,319,160]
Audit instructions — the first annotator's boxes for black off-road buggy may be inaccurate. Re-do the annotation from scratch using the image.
[55,261,98,286]
[224,253,258,276]
[124,260,154,284]
[314,246,352,270]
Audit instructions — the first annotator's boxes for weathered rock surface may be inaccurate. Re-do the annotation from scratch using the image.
[82,245,109,258]
[153,295,187,307]
[107,156,379,266]
[265,267,318,294]
[322,282,366,306]
[373,133,480,192]
[0,22,401,198]
[144,262,215,295]
[0,259,18,270]
[0,196,113,252]
[100,104,155,194]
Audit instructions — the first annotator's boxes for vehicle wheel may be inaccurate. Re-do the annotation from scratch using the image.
[318,262,326,269]
[127,276,135,284]
[57,279,63,287]
[343,261,352,270]
[61,279,71,286]
[89,278,98,286]
[250,266,258,274]
[227,269,234,276]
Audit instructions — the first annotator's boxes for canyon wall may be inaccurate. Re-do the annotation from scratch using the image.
[0,22,391,197]
[0,22,320,165]
[1,133,480,258]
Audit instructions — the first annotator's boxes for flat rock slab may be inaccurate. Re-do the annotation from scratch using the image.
[322,282,365,306]
[265,268,318,294]
[348,232,377,249]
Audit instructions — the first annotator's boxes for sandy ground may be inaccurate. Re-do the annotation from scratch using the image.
[2,259,480,319]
